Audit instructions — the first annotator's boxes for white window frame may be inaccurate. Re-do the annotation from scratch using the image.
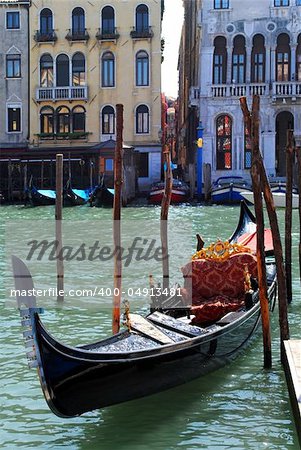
[6,10,21,30]
[6,103,22,134]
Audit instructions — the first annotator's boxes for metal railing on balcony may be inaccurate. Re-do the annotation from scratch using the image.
[36,86,88,102]
[130,26,153,39]
[34,30,57,43]
[65,29,90,42]
[211,83,268,98]
[37,132,90,141]
[189,87,200,106]
[96,27,120,41]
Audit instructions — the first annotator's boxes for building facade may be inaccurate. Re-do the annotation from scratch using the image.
[187,0,301,183]
[177,0,202,194]
[0,0,30,149]
[29,0,163,190]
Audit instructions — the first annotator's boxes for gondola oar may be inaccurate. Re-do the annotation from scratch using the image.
[112,104,124,334]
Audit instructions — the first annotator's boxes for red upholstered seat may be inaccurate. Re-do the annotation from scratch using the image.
[181,252,257,324]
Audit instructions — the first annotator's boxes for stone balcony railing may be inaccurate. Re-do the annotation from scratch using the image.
[36,86,88,102]
[272,81,301,99]
[189,86,200,106]
[211,83,269,98]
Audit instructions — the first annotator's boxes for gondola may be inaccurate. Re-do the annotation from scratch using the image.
[13,202,277,418]
[89,181,114,207]
[27,186,56,206]
[211,176,252,204]
[63,181,90,207]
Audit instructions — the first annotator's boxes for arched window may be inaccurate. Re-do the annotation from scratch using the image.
[72,106,85,133]
[72,52,85,86]
[232,35,246,83]
[102,6,115,34]
[136,51,149,86]
[276,33,290,81]
[213,36,227,84]
[40,54,53,87]
[102,52,115,87]
[72,7,85,34]
[136,4,149,32]
[296,34,301,80]
[40,106,54,134]
[40,8,53,34]
[56,54,69,87]
[56,106,70,134]
[251,34,265,83]
[102,106,115,135]
[136,104,149,134]
[216,115,232,170]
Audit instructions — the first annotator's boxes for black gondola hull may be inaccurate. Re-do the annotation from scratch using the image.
[32,290,276,417]
[89,184,114,207]
[28,190,56,206]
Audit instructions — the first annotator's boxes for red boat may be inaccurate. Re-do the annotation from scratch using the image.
[148,179,190,204]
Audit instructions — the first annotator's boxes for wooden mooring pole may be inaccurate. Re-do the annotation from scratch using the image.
[55,154,64,302]
[161,145,173,290]
[285,130,294,304]
[240,95,289,363]
[112,104,123,335]
[240,96,271,369]
[296,146,301,286]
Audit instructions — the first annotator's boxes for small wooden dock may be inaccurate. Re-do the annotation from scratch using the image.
[283,340,301,444]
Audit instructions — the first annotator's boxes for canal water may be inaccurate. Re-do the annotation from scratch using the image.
[0,204,300,450]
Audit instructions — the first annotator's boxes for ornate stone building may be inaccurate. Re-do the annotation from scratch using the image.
[29,0,163,189]
[182,0,301,184]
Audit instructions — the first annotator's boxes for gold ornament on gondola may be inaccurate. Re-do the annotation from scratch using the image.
[192,239,251,262]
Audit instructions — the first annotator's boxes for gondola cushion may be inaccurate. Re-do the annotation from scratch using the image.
[190,296,244,325]
[181,252,257,304]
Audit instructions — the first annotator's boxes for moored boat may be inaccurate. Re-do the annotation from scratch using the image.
[63,181,91,207]
[148,179,190,204]
[12,202,277,417]
[89,182,114,207]
[211,176,252,204]
[27,187,56,206]
[240,190,299,208]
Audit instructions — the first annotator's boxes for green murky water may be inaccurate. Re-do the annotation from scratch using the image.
[0,204,300,449]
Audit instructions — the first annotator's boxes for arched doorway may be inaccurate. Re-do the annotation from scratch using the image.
[275,111,294,176]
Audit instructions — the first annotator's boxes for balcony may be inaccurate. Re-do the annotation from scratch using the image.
[130,26,153,39]
[211,83,269,98]
[189,87,200,107]
[36,132,90,141]
[34,30,57,43]
[36,86,88,102]
[96,27,120,41]
[65,29,90,42]
[272,82,301,100]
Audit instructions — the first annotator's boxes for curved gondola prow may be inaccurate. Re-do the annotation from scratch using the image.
[229,201,256,244]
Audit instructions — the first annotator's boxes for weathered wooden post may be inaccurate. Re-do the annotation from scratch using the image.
[55,154,64,302]
[296,146,301,286]
[241,95,289,361]
[285,130,294,304]
[161,145,173,290]
[240,96,272,369]
[112,104,124,335]
[41,160,44,188]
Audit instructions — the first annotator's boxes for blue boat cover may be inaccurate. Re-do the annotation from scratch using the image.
[72,189,90,201]
[37,190,56,199]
